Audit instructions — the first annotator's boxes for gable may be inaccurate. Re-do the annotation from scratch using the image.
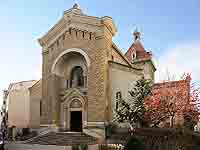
[111,47,128,65]
[111,43,133,66]
[38,7,117,49]
[61,88,84,102]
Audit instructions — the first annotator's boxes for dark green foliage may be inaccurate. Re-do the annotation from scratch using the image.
[105,123,118,138]
[114,78,152,128]
[22,128,30,136]
[183,115,196,130]
[72,144,88,150]
[124,136,145,150]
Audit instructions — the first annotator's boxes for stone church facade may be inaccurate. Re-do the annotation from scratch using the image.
[4,4,156,135]
[37,4,156,132]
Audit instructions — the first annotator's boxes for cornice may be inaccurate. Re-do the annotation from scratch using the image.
[38,11,117,48]
[108,61,142,75]
[112,42,134,67]
[132,58,156,71]
[38,18,68,47]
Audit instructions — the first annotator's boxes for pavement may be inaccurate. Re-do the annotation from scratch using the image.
[4,142,99,150]
[5,142,68,150]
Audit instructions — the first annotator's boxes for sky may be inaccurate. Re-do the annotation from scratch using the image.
[0,0,200,104]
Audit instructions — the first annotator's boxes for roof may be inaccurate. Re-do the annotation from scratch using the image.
[8,80,37,91]
[145,77,194,114]
[153,75,191,89]
[29,79,42,89]
[38,4,117,47]
[124,35,156,71]
[112,42,133,67]
[125,40,152,61]
[112,42,144,71]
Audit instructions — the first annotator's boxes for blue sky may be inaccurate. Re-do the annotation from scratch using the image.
[0,0,200,103]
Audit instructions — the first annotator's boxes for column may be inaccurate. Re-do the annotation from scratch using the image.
[50,74,59,127]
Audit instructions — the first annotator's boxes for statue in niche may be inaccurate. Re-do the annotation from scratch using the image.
[70,66,84,88]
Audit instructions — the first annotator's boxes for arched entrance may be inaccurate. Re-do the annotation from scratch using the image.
[60,91,87,132]
[69,99,83,132]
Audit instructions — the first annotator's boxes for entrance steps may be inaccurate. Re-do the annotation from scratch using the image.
[27,132,97,145]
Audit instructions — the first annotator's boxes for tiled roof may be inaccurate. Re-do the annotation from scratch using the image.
[125,40,152,62]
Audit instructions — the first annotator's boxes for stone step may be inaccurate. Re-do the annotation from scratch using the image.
[27,132,97,146]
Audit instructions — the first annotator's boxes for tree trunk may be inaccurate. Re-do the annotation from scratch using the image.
[170,115,175,128]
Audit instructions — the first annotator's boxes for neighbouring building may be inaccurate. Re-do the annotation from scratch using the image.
[146,77,192,127]
[7,80,37,128]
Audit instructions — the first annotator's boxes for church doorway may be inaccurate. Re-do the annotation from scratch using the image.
[70,111,82,132]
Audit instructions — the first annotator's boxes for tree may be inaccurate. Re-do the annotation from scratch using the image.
[114,78,152,129]
[1,90,8,150]
[145,73,200,128]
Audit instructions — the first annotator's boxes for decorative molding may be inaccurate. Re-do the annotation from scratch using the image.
[70,99,82,108]
[87,122,105,126]
[38,8,117,48]
[51,48,91,75]
[109,61,143,75]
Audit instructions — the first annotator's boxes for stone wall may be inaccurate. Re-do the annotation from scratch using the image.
[109,62,143,120]
[8,89,31,128]
[41,25,113,125]
[29,80,42,128]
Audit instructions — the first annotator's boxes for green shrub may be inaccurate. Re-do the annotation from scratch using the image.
[124,136,145,150]
[72,144,88,150]
[105,122,118,138]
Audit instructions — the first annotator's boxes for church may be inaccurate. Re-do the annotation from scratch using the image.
[38,3,155,131]
[6,4,156,137]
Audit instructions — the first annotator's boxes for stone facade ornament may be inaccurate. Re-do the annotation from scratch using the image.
[70,99,82,108]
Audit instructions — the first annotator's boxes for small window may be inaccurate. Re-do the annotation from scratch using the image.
[116,101,119,111]
[66,80,69,88]
[116,91,122,99]
[116,91,122,111]
[69,28,72,35]
[132,51,136,60]
[112,55,114,61]
[40,101,42,116]
[89,33,92,40]
[82,31,85,38]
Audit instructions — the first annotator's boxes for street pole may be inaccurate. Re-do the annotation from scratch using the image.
[1,89,8,150]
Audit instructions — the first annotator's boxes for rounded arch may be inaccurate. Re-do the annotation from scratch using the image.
[51,48,91,74]
[70,66,84,88]
[67,97,85,109]
[60,96,87,130]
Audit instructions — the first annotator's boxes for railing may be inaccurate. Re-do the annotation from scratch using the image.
[107,128,200,150]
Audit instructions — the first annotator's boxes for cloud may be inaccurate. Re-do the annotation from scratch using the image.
[155,41,200,83]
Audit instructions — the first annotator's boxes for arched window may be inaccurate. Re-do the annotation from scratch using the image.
[132,51,136,60]
[40,101,42,116]
[70,66,84,88]
[116,91,122,99]
[116,91,122,110]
